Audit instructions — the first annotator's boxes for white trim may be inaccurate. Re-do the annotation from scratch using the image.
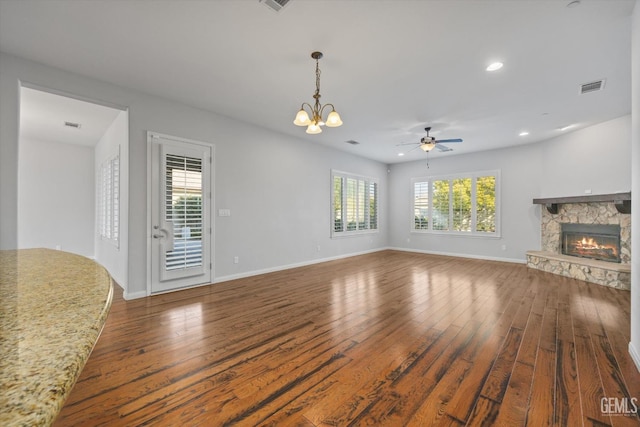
[146,134,153,297]
[147,131,212,148]
[123,290,148,300]
[19,80,128,111]
[630,342,640,373]
[387,246,526,264]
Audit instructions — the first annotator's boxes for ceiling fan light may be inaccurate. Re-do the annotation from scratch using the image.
[420,143,436,152]
[306,122,322,134]
[293,109,311,126]
[486,62,503,71]
[325,110,343,127]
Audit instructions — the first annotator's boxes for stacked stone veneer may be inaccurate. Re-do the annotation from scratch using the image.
[526,201,631,290]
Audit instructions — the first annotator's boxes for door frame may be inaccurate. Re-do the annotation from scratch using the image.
[146,131,215,296]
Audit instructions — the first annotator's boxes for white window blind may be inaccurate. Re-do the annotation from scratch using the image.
[332,170,378,237]
[164,154,203,271]
[98,151,119,246]
[411,170,500,236]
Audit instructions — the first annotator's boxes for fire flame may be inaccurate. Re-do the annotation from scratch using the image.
[573,236,618,256]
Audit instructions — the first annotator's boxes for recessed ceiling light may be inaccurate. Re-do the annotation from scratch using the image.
[398,152,405,157]
[486,62,503,72]
[519,131,530,136]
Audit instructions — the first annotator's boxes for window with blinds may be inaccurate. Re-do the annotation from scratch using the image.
[332,170,378,237]
[411,170,500,236]
[164,154,203,271]
[414,181,429,230]
[98,152,119,246]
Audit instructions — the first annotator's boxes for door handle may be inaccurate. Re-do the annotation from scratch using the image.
[163,221,174,250]
[152,223,174,250]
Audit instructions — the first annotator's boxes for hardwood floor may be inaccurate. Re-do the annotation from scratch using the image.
[54,250,640,426]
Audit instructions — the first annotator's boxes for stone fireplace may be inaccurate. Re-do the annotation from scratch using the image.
[526,192,631,290]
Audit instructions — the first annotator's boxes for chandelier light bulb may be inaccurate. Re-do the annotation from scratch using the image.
[325,110,343,127]
[293,109,311,126]
[306,122,322,134]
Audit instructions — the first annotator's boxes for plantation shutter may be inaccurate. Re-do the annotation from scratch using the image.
[165,154,203,270]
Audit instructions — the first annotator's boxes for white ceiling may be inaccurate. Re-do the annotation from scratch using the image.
[0,0,634,163]
[19,86,122,147]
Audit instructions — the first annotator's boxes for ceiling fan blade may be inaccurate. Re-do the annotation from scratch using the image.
[435,144,454,152]
[406,144,423,153]
[396,142,420,146]
[435,138,463,143]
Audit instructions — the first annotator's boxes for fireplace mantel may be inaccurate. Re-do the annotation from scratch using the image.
[533,192,631,214]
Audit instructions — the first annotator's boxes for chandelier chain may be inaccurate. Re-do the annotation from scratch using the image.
[315,59,321,98]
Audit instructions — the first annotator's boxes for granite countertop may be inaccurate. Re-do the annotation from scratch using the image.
[0,249,113,426]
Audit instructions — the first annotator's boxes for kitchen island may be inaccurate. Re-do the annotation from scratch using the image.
[0,249,113,426]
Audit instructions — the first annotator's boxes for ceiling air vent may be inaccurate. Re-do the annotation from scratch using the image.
[64,121,81,129]
[345,140,360,145]
[259,0,290,13]
[580,79,605,94]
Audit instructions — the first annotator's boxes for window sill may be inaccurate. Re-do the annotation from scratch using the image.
[332,230,379,239]
[411,230,501,239]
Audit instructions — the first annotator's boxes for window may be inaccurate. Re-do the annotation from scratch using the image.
[412,170,499,236]
[98,150,119,246]
[332,170,378,236]
[165,154,203,270]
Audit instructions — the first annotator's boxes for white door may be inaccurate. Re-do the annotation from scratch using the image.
[150,133,212,293]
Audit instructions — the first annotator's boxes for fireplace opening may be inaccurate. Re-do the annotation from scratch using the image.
[561,223,621,263]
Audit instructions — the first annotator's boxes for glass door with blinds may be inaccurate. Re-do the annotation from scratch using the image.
[150,133,212,293]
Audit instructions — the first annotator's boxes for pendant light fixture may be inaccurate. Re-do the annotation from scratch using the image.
[293,51,343,134]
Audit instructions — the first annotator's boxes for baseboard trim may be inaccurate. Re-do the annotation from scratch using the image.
[630,342,640,373]
[387,247,526,264]
[123,290,148,300]
[214,248,389,284]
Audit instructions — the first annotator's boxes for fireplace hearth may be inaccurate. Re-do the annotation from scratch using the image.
[561,223,621,263]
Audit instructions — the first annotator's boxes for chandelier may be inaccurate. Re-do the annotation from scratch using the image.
[293,51,343,134]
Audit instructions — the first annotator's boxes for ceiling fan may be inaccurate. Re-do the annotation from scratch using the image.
[397,127,463,153]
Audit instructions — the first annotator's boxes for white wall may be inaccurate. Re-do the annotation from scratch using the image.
[94,110,128,288]
[629,0,640,372]
[0,54,20,249]
[0,52,388,300]
[18,137,95,256]
[388,143,542,262]
[213,126,387,281]
[539,115,631,197]
[388,115,631,263]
